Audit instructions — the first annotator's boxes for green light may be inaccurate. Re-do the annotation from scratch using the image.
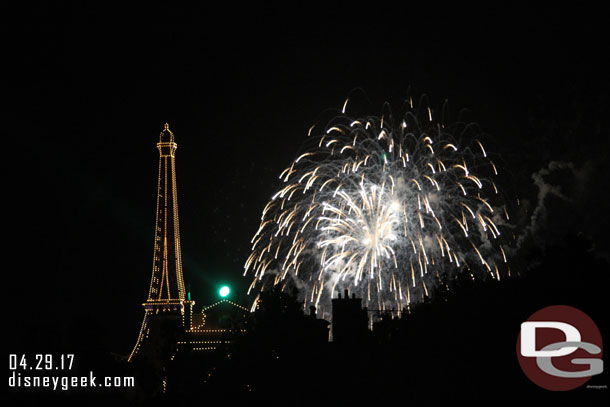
[219,286,230,298]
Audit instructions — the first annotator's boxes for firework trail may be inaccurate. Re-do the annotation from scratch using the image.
[245,96,513,318]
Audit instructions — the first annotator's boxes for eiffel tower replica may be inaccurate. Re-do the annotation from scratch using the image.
[128,123,195,365]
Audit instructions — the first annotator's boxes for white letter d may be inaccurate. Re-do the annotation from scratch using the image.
[521,321,581,357]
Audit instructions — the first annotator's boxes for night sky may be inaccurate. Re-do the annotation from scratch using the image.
[7,2,609,363]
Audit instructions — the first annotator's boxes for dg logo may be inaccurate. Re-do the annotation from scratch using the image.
[517,305,604,391]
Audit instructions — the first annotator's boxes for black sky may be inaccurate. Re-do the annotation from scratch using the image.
[6,3,609,355]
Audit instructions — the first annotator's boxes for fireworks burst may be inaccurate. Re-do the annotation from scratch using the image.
[245,96,513,318]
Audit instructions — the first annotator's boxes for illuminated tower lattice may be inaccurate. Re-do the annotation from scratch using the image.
[129,123,193,362]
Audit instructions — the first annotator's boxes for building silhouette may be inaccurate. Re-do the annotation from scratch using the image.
[178,299,249,353]
[331,289,369,344]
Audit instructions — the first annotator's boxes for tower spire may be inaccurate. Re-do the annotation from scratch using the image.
[160,122,174,143]
[147,122,185,301]
[129,123,189,362]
